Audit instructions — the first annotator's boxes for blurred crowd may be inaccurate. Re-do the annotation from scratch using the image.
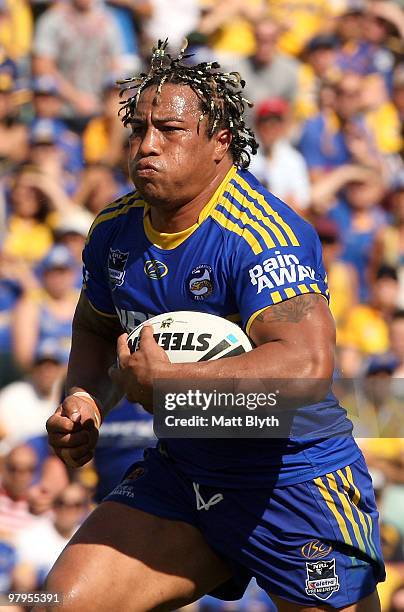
[0,0,404,609]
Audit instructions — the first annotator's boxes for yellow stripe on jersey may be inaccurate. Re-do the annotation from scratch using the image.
[314,475,353,546]
[223,190,286,248]
[270,291,282,304]
[285,288,297,298]
[344,466,379,560]
[309,283,321,293]
[327,473,367,554]
[86,196,145,243]
[337,469,377,560]
[219,199,276,249]
[298,283,309,293]
[233,174,300,246]
[87,298,118,318]
[245,306,269,334]
[99,191,140,216]
[211,209,263,254]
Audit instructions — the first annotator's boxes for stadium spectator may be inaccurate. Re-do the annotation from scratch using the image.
[311,165,387,301]
[0,341,64,454]
[299,73,381,181]
[0,0,33,66]
[225,18,299,116]
[142,0,199,54]
[251,97,310,212]
[30,75,83,174]
[33,0,123,130]
[314,217,358,339]
[0,73,28,165]
[2,167,55,265]
[28,120,79,196]
[104,0,151,75]
[267,0,335,57]
[0,249,38,388]
[12,245,79,370]
[83,81,128,167]
[0,445,39,543]
[74,163,129,216]
[295,34,340,122]
[196,0,265,60]
[54,210,93,288]
[13,483,90,591]
[339,266,399,376]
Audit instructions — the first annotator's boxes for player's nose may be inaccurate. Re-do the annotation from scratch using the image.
[138,125,161,157]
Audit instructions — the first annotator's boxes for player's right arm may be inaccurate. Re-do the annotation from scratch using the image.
[46,292,124,467]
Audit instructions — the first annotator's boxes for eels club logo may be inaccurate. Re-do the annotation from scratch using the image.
[187,264,214,301]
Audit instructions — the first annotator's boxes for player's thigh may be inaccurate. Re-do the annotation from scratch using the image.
[271,589,381,612]
[45,501,232,612]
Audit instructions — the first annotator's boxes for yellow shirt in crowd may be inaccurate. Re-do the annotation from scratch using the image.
[0,0,32,60]
[339,305,390,355]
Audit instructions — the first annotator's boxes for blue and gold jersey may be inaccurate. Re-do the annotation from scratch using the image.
[83,166,360,486]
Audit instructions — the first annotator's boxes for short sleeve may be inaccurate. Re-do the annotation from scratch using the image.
[82,227,116,317]
[231,222,329,334]
[33,11,59,58]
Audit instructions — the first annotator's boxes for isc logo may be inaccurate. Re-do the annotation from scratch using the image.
[128,332,212,353]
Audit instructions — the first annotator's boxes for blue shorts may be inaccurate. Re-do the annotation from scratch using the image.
[105,445,385,607]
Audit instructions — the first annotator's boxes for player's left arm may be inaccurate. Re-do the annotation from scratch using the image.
[111,292,335,410]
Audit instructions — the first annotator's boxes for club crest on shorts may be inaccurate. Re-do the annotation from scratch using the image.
[187,264,214,300]
[108,249,129,290]
[305,559,339,600]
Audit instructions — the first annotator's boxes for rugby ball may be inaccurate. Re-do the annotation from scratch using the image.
[127,311,252,362]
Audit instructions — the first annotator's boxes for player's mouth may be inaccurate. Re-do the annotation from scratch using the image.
[135,160,159,176]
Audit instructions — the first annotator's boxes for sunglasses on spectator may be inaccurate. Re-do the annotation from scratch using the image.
[5,463,37,473]
[54,499,87,509]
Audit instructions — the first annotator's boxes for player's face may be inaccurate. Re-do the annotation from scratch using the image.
[128,84,227,208]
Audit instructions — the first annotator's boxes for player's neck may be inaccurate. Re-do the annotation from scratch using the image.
[149,160,233,233]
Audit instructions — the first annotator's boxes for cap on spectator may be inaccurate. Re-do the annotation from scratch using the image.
[55,211,93,238]
[34,339,64,365]
[305,34,339,53]
[340,0,366,15]
[32,75,59,97]
[255,98,289,121]
[314,218,340,243]
[30,119,59,145]
[39,245,76,272]
[365,354,398,376]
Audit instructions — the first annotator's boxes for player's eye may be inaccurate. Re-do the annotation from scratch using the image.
[161,126,181,132]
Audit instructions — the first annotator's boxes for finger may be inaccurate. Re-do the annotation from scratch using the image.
[46,413,80,434]
[47,431,90,448]
[138,324,156,349]
[60,396,83,423]
[116,333,130,368]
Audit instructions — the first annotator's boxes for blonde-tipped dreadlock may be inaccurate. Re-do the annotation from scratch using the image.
[118,39,259,168]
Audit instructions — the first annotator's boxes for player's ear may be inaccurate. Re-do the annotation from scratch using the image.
[213,128,232,162]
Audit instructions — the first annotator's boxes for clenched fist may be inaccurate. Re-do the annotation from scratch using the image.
[46,393,102,468]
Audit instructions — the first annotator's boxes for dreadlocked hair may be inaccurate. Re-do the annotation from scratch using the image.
[117,39,259,169]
